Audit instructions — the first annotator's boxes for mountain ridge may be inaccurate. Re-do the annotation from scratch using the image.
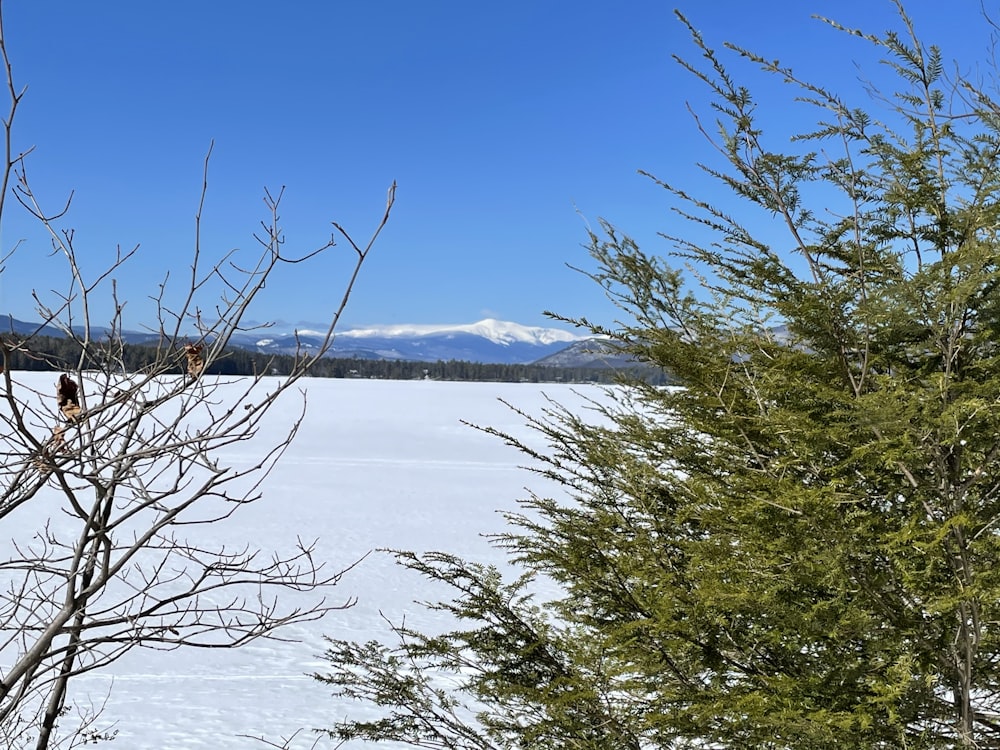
[241,318,593,364]
[0,315,604,366]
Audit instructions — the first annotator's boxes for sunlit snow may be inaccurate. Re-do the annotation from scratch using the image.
[4,374,605,749]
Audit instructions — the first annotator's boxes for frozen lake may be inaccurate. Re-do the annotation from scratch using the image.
[3,375,606,748]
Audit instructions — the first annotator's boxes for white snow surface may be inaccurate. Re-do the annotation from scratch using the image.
[4,374,607,749]
[335,318,585,346]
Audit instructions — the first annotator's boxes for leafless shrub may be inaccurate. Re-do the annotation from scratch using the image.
[0,2,395,746]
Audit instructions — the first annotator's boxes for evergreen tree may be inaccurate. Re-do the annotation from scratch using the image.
[315,5,1000,747]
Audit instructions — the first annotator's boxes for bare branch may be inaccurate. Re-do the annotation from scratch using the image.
[0,2,395,744]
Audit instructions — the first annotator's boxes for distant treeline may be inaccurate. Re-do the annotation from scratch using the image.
[0,335,671,384]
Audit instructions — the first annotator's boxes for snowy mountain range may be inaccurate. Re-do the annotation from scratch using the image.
[0,315,610,366]
[233,318,595,365]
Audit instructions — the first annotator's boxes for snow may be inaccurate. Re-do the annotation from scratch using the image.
[336,318,585,346]
[2,374,606,749]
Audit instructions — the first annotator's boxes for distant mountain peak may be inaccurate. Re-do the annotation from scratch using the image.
[0,313,600,367]
[336,318,586,347]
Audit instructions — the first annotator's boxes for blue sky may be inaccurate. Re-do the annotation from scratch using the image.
[0,1,987,332]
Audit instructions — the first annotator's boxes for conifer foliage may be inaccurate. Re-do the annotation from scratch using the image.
[317,4,1000,748]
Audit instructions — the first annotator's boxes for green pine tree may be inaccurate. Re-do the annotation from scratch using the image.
[315,4,1000,747]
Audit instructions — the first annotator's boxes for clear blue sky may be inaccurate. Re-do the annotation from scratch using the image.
[0,1,987,332]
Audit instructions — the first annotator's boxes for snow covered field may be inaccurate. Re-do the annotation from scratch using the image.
[6,375,606,749]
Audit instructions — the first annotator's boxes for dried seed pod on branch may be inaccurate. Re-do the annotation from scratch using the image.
[55,373,80,421]
[183,342,204,378]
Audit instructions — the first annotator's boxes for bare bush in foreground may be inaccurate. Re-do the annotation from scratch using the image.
[0,4,396,747]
